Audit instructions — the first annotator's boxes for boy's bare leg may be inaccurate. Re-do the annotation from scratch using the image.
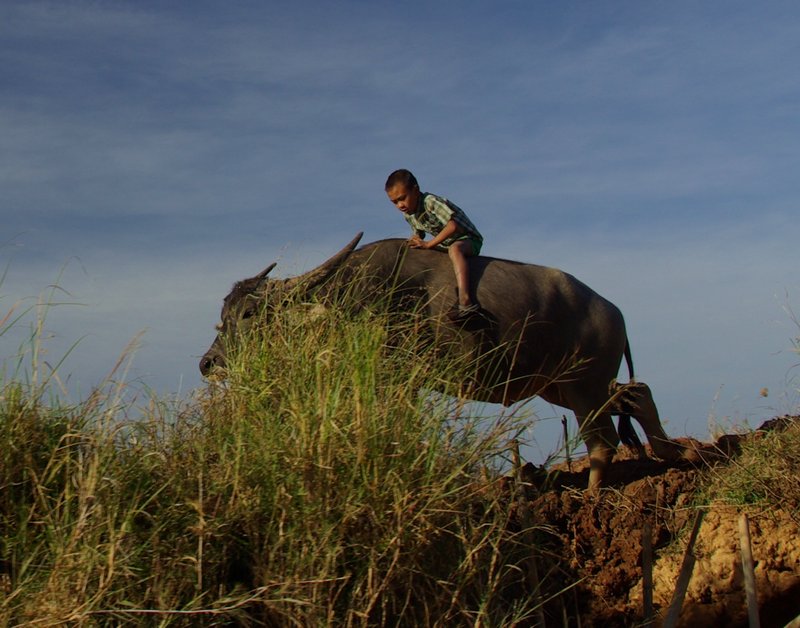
[448,240,475,308]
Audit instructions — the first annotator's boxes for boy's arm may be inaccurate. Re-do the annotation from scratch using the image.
[410,219,460,249]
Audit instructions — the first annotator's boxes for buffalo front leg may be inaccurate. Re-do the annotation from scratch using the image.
[577,411,619,491]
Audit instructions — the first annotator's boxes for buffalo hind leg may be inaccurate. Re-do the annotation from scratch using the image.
[617,413,647,459]
[609,381,683,461]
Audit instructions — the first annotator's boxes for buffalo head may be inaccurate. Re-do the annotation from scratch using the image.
[199,232,363,377]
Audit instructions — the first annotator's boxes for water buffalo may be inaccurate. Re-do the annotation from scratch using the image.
[200,233,694,488]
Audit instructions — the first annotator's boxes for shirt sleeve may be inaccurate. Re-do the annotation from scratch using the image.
[424,193,483,243]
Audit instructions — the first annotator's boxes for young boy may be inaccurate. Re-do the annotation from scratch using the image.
[385,169,484,321]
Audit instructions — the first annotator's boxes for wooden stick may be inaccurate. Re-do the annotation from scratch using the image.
[573,588,582,628]
[642,521,654,627]
[739,513,760,628]
[663,510,705,628]
[562,415,571,471]
[511,440,546,628]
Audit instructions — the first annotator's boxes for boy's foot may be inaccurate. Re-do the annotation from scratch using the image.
[447,303,482,323]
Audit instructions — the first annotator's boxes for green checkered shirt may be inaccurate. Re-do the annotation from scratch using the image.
[404,193,483,249]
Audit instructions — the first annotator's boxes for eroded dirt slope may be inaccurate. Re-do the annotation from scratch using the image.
[518,416,800,627]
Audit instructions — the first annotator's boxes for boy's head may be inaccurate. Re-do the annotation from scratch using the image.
[385,169,421,215]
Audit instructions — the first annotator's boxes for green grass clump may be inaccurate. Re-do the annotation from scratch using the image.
[700,418,800,519]
[1,291,539,625]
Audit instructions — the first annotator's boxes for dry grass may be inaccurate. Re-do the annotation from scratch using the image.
[0,285,544,626]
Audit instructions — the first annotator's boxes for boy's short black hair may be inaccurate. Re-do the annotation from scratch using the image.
[385,169,418,191]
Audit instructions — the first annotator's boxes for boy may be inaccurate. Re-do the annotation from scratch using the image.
[385,169,484,321]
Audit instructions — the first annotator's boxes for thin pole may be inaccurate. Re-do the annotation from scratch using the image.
[642,521,654,627]
[739,513,760,628]
[511,439,546,628]
[663,510,705,628]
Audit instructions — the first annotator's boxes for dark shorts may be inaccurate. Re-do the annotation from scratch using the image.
[457,235,483,256]
[436,236,483,256]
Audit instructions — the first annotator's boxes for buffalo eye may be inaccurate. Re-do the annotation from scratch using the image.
[242,307,256,320]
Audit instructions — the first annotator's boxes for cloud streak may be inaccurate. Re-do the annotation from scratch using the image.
[2,1,799,454]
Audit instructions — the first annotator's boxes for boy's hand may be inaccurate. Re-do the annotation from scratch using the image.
[407,235,426,249]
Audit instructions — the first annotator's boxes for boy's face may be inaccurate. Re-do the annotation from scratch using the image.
[386,183,421,215]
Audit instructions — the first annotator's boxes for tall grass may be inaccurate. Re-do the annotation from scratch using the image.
[1,286,541,625]
[698,317,800,521]
[699,418,800,522]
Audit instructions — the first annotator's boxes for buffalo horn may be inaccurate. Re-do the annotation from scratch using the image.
[282,232,363,291]
[253,263,277,288]
[241,263,278,294]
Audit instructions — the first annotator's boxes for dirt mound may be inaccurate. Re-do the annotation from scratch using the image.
[517,416,800,627]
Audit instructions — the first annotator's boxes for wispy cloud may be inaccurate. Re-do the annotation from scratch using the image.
[2,0,799,443]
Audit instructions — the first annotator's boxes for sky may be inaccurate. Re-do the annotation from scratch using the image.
[2,1,799,460]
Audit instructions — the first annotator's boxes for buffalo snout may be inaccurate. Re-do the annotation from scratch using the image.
[199,351,225,377]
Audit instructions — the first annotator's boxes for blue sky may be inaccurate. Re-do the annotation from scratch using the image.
[2,1,799,456]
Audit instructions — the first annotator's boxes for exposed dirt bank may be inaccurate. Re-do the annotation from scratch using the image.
[517,416,800,627]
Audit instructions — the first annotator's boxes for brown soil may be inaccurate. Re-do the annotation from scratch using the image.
[513,416,800,628]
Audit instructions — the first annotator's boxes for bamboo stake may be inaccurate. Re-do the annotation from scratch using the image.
[739,513,760,628]
[559,594,568,628]
[562,415,571,471]
[642,521,654,627]
[511,440,547,628]
[662,510,705,628]
[573,588,582,628]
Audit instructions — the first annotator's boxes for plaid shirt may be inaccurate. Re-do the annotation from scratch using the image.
[404,193,483,248]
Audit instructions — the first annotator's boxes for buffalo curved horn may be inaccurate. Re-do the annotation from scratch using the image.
[282,232,364,292]
[252,263,277,291]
